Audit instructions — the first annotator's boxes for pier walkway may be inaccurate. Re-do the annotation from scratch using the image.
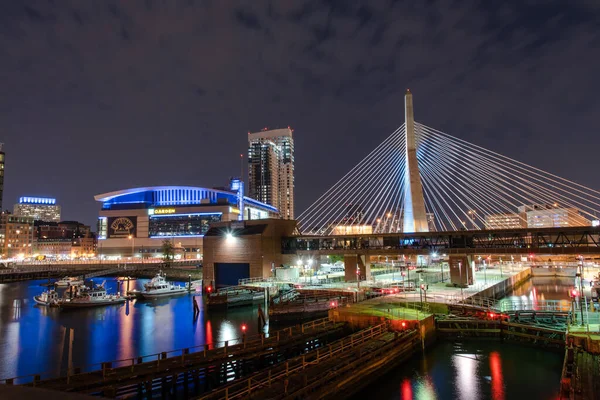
[197,323,420,400]
[3,318,347,398]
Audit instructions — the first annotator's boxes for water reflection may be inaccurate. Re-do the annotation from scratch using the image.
[453,353,480,400]
[353,341,562,400]
[0,278,264,379]
[496,277,574,311]
[489,351,504,400]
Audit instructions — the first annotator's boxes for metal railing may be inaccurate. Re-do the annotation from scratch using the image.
[0,265,67,275]
[497,299,572,313]
[1,317,336,385]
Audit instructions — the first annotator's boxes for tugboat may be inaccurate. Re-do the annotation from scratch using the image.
[141,271,187,299]
[54,276,84,287]
[60,281,126,309]
[33,289,60,307]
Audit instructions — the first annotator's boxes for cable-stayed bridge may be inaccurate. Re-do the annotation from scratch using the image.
[297,90,600,238]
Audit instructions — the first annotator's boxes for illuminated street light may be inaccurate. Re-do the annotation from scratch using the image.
[128,235,135,258]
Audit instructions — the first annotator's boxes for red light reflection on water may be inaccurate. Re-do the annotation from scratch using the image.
[401,378,413,399]
[489,351,505,400]
[205,320,213,349]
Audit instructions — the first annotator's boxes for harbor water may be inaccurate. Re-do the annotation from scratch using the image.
[0,277,264,379]
[354,276,573,399]
[353,340,563,400]
[0,275,574,391]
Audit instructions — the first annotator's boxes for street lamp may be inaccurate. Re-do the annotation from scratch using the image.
[467,210,476,229]
[128,235,135,259]
[458,261,464,301]
[432,252,443,282]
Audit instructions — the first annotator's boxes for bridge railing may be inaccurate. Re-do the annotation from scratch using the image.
[0,266,67,275]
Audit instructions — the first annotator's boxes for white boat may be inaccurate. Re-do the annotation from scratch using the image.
[141,271,187,298]
[33,289,60,307]
[60,281,126,309]
[54,276,84,287]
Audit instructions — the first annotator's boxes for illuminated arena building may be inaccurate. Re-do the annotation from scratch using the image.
[94,179,278,259]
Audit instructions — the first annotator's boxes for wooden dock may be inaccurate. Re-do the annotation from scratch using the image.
[3,318,348,399]
[197,323,420,400]
[561,346,600,400]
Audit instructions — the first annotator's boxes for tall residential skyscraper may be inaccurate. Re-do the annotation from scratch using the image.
[248,128,295,219]
[0,143,5,211]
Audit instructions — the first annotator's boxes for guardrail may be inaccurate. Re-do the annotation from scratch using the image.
[1,317,336,385]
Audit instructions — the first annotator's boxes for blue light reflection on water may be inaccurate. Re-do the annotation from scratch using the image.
[0,278,261,379]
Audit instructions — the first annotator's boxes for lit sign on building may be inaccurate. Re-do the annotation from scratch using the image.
[150,208,177,215]
[19,196,56,205]
[107,216,137,238]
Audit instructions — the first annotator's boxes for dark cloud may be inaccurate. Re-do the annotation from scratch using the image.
[0,0,599,226]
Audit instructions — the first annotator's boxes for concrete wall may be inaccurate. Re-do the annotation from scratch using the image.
[531,267,577,278]
[473,268,532,299]
[203,219,297,286]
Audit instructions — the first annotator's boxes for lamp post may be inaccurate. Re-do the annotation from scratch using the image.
[458,261,464,301]
[484,260,487,285]
[577,256,585,326]
[467,209,476,229]
[128,235,135,259]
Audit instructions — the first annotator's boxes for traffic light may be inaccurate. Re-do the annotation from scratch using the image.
[571,289,579,298]
[206,286,212,293]
[420,284,429,291]
[241,324,247,332]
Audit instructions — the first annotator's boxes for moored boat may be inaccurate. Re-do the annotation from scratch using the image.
[33,289,60,307]
[60,281,126,309]
[54,276,84,287]
[140,271,187,298]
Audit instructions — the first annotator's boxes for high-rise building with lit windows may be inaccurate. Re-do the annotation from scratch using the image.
[248,128,295,219]
[14,197,61,222]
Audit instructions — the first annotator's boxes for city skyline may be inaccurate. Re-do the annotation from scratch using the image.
[1,1,599,227]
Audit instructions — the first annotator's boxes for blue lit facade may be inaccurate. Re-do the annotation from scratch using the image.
[94,184,278,258]
[19,197,57,205]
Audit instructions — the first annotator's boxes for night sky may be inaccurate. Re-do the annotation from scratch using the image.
[1,1,599,228]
